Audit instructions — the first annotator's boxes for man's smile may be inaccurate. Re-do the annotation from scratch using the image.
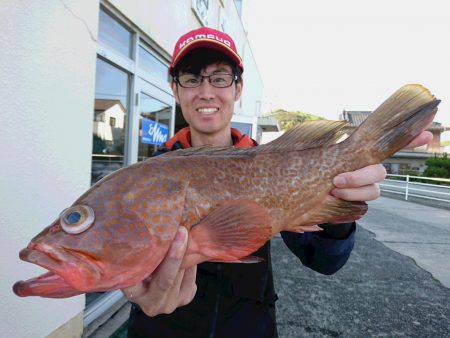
[197,107,219,115]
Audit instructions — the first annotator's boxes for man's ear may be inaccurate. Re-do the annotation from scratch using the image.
[170,80,180,104]
[234,78,243,102]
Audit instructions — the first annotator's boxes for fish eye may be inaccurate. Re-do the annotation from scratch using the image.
[65,211,81,224]
[60,205,95,234]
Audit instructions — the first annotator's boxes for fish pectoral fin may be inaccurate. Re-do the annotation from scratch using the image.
[187,199,272,264]
[287,195,368,232]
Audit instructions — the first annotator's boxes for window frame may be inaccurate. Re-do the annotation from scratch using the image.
[96,2,175,167]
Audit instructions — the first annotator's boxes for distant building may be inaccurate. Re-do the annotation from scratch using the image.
[93,99,126,145]
[340,110,450,174]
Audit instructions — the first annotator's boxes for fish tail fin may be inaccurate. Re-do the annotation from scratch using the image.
[182,200,272,267]
[345,84,440,163]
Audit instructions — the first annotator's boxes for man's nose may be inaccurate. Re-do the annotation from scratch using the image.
[197,78,215,100]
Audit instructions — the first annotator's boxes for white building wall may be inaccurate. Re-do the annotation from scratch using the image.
[0,0,98,337]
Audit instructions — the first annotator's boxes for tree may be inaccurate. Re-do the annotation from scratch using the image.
[423,153,450,179]
[269,109,324,131]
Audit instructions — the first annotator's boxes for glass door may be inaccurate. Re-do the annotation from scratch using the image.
[130,78,175,163]
[138,93,172,161]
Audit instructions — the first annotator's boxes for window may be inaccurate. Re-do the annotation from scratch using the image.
[234,0,243,17]
[94,111,105,122]
[192,0,209,26]
[138,45,169,83]
[98,7,133,58]
[91,58,129,184]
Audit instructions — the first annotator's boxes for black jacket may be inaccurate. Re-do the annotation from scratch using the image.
[128,140,356,338]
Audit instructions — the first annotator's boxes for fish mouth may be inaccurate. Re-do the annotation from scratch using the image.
[13,244,103,298]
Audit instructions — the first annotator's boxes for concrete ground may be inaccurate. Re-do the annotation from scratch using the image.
[272,196,449,337]
[360,197,450,288]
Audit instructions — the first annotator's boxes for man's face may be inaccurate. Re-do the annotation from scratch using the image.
[171,62,243,136]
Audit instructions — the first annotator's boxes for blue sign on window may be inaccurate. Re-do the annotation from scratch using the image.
[141,118,169,145]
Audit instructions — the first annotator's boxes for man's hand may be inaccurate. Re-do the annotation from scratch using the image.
[122,227,197,317]
[331,131,432,202]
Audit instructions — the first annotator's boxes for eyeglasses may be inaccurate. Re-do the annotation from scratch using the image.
[175,73,238,88]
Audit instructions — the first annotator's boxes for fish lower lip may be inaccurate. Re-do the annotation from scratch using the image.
[13,271,81,298]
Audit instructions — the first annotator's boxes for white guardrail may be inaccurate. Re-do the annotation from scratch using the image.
[380,174,450,204]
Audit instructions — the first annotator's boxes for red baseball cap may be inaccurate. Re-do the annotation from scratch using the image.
[169,27,243,76]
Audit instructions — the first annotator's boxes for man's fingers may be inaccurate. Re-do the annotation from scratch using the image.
[331,183,380,202]
[152,227,188,292]
[158,269,186,314]
[404,131,433,150]
[333,164,386,189]
[178,265,197,305]
[122,281,147,302]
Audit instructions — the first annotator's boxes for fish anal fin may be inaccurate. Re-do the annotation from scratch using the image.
[185,200,272,266]
[209,255,264,264]
[287,195,367,232]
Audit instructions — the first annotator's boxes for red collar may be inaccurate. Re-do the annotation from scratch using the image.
[164,127,257,149]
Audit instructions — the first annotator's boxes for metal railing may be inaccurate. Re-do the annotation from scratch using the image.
[380,174,450,204]
[84,290,125,327]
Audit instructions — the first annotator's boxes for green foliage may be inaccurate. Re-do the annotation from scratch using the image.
[423,166,448,178]
[93,134,107,154]
[441,140,450,147]
[400,169,420,177]
[269,109,324,131]
[423,153,450,179]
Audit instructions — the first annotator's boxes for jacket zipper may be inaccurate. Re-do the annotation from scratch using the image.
[209,264,222,338]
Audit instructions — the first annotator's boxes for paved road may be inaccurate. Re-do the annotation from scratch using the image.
[359,197,450,288]
[272,197,449,337]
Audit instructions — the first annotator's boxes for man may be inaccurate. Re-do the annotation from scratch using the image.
[123,27,432,338]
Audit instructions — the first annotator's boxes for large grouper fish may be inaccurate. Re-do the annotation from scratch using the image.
[13,84,440,298]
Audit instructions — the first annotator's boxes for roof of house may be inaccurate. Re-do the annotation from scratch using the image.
[340,110,447,131]
[340,111,371,127]
[94,99,126,113]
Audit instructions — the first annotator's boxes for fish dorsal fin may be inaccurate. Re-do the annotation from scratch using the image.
[160,120,347,158]
[261,120,347,152]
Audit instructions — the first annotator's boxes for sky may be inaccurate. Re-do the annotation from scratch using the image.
[242,0,450,141]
